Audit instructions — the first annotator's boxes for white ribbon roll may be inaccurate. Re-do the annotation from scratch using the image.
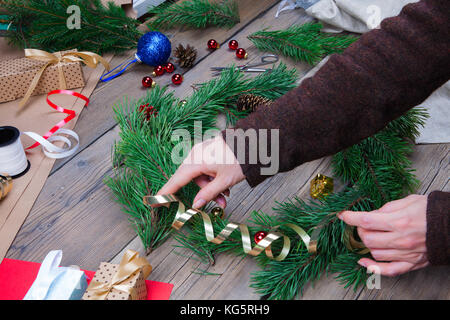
[0,126,79,177]
[0,127,29,177]
[23,128,80,159]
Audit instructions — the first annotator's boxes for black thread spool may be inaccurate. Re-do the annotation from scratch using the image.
[0,126,31,178]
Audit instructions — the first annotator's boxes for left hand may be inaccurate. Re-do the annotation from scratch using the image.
[338,194,430,277]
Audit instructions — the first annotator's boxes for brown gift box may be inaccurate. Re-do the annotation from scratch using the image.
[82,262,147,300]
[0,50,85,104]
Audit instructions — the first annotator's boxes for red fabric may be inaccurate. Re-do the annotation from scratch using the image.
[0,258,173,300]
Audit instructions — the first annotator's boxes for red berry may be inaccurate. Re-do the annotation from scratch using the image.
[228,39,238,50]
[171,73,183,85]
[254,231,268,244]
[152,65,165,77]
[236,48,248,59]
[139,103,149,112]
[138,103,157,120]
[207,39,220,50]
[142,76,155,88]
[165,62,175,73]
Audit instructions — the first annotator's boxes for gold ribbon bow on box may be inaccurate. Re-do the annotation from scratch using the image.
[19,48,111,109]
[84,249,152,300]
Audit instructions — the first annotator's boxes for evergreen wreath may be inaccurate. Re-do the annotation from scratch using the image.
[106,60,428,299]
[106,63,298,253]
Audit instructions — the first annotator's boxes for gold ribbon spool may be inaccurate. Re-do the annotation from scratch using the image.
[19,49,111,109]
[84,249,152,300]
[0,174,12,200]
[143,194,317,261]
[310,173,334,199]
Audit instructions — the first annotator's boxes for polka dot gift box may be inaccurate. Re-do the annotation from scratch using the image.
[0,50,85,104]
[82,249,152,300]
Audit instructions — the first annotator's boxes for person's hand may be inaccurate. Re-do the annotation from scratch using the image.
[338,194,429,276]
[157,135,245,209]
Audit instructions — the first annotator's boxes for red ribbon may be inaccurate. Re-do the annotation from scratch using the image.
[26,90,89,150]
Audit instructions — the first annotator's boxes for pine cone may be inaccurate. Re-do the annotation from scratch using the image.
[174,43,197,69]
[236,94,272,112]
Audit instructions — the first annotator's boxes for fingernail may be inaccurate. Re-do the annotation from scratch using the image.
[358,260,367,267]
[337,211,344,220]
[216,197,226,208]
[193,199,206,209]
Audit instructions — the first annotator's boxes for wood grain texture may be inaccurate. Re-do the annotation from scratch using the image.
[6,1,449,300]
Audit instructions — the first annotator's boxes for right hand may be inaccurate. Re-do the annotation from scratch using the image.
[157,135,245,209]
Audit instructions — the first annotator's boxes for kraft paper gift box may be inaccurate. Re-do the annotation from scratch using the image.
[82,250,152,300]
[0,50,85,104]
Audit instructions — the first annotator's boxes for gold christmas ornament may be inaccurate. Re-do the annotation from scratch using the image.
[0,174,12,200]
[211,207,224,219]
[310,174,334,199]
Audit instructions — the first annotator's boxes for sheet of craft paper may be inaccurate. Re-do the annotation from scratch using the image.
[0,38,113,262]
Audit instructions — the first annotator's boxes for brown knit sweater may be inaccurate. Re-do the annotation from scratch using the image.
[223,0,449,265]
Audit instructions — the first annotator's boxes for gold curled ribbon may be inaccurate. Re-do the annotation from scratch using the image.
[0,174,12,200]
[310,173,334,199]
[19,48,111,109]
[84,249,152,300]
[143,194,317,261]
[343,225,370,255]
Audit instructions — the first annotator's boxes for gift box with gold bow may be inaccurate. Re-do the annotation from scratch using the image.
[0,48,109,108]
[0,49,84,104]
[82,250,152,300]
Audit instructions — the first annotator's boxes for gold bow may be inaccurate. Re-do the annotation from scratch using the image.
[19,49,110,109]
[143,194,317,261]
[84,249,152,300]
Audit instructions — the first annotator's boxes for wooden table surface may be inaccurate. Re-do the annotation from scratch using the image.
[6,1,449,300]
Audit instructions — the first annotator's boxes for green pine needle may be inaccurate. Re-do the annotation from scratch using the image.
[107,63,298,252]
[248,23,359,65]
[148,0,240,30]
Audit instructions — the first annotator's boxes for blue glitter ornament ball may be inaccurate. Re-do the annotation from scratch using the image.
[136,31,171,67]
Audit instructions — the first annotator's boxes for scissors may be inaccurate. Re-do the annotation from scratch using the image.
[210,54,279,76]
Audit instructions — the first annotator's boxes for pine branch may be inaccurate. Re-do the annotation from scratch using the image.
[0,0,142,54]
[148,0,240,30]
[248,23,358,65]
[329,252,368,290]
[107,63,298,252]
